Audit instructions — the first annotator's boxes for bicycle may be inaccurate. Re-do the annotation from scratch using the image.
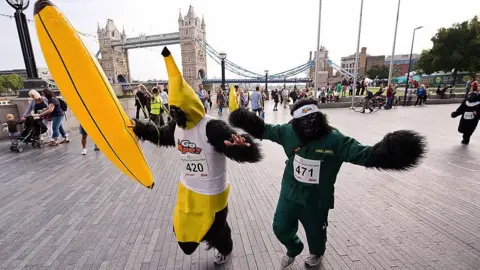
[352,97,381,113]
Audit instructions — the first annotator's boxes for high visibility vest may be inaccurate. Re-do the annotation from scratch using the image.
[150,95,162,115]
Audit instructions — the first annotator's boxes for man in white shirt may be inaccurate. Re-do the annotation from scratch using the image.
[160,88,170,121]
[282,88,289,108]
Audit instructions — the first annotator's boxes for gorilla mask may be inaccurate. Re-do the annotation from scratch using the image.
[290,98,332,142]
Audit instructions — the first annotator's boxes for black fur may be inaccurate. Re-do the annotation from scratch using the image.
[206,119,262,163]
[169,105,187,129]
[131,118,176,147]
[289,98,333,142]
[366,130,427,170]
[228,108,265,139]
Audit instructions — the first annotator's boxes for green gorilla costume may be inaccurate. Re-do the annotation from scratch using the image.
[229,98,427,267]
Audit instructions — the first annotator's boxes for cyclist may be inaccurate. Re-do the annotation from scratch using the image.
[360,88,374,113]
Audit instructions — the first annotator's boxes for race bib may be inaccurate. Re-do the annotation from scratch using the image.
[464,112,475,120]
[181,153,210,179]
[293,155,321,184]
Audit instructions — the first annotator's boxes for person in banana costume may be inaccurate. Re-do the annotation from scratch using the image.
[129,47,262,265]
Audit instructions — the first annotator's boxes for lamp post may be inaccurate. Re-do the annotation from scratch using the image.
[313,0,323,99]
[219,52,226,91]
[6,0,38,79]
[265,70,269,94]
[351,0,364,109]
[403,26,423,106]
[387,0,401,86]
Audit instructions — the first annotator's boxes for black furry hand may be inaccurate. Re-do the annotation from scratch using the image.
[228,108,265,139]
[451,112,459,118]
[367,130,427,171]
[130,118,176,147]
[130,118,149,140]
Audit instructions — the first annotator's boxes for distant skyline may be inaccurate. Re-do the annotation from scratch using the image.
[1,0,479,81]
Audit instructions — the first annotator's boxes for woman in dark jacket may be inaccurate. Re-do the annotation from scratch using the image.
[35,89,69,146]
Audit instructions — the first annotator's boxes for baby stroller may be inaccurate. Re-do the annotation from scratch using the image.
[9,116,47,152]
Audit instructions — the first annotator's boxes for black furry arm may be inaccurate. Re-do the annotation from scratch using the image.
[228,107,288,145]
[206,119,262,163]
[131,119,176,147]
[451,103,465,118]
[228,108,264,139]
[364,130,427,170]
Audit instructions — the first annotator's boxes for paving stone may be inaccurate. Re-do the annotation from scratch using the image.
[0,103,479,269]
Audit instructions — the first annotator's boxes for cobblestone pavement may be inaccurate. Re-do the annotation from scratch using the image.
[0,102,479,269]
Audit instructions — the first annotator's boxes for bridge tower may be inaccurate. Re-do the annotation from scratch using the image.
[178,6,207,89]
[97,19,130,83]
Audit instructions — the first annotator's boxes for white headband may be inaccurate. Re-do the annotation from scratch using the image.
[293,104,319,119]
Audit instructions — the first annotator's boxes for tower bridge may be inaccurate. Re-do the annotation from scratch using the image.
[96,5,320,89]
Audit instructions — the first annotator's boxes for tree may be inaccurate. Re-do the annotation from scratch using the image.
[0,74,24,94]
[416,16,480,86]
[367,65,389,79]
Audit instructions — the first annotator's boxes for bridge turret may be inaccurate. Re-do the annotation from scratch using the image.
[178,9,183,23]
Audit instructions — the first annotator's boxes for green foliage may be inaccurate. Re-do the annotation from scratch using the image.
[367,65,389,79]
[0,74,24,94]
[416,16,480,83]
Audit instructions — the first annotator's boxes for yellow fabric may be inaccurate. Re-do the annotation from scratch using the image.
[163,50,205,129]
[34,1,153,188]
[173,182,230,243]
[150,95,162,115]
[229,84,239,112]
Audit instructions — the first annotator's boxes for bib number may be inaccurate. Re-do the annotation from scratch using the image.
[464,112,475,120]
[181,153,210,178]
[293,155,321,184]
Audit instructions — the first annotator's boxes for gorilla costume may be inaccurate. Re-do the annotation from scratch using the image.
[131,47,262,265]
[229,98,427,267]
[451,90,480,144]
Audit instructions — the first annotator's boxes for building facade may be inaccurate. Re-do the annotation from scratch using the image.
[178,6,208,89]
[341,47,367,77]
[385,54,420,77]
[365,55,386,74]
[97,20,130,84]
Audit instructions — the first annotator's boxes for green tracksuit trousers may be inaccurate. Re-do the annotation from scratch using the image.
[272,196,329,257]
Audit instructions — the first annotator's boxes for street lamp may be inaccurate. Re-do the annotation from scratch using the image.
[313,0,323,99]
[387,0,401,86]
[265,70,269,95]
[219,52,226,91]
[6,0,38,79]
[351,0,364,109]
[403,26,423,106]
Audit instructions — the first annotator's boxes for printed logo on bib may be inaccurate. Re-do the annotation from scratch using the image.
[178,139,203,154]
[177,140,209,178]
[464,112,475,120]
[293,155,321,184]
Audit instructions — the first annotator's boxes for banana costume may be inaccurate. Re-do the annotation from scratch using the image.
[131,47,262,263]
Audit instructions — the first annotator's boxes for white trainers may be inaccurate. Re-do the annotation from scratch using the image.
[304,254,322,267]
[213,252,228,265]
[204,242,213,251]
[81,149,87,155]
[281,255,295,268]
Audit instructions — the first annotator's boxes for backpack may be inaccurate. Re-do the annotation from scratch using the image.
[59,98,68,112]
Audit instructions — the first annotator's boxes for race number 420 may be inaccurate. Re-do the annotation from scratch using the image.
[186,163,204,173]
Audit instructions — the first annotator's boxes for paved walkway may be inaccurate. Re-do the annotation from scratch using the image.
[0,103,479,270]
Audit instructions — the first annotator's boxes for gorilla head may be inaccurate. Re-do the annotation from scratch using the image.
[467,91,480,103]
[169,105,187,129]
[290,98,332,143]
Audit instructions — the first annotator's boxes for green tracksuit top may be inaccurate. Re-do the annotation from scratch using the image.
[263,123,372,209]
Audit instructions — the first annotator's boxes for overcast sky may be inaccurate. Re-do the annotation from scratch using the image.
[1,0,479,81]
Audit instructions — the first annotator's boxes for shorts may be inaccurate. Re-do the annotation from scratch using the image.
[80,125,87,136]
